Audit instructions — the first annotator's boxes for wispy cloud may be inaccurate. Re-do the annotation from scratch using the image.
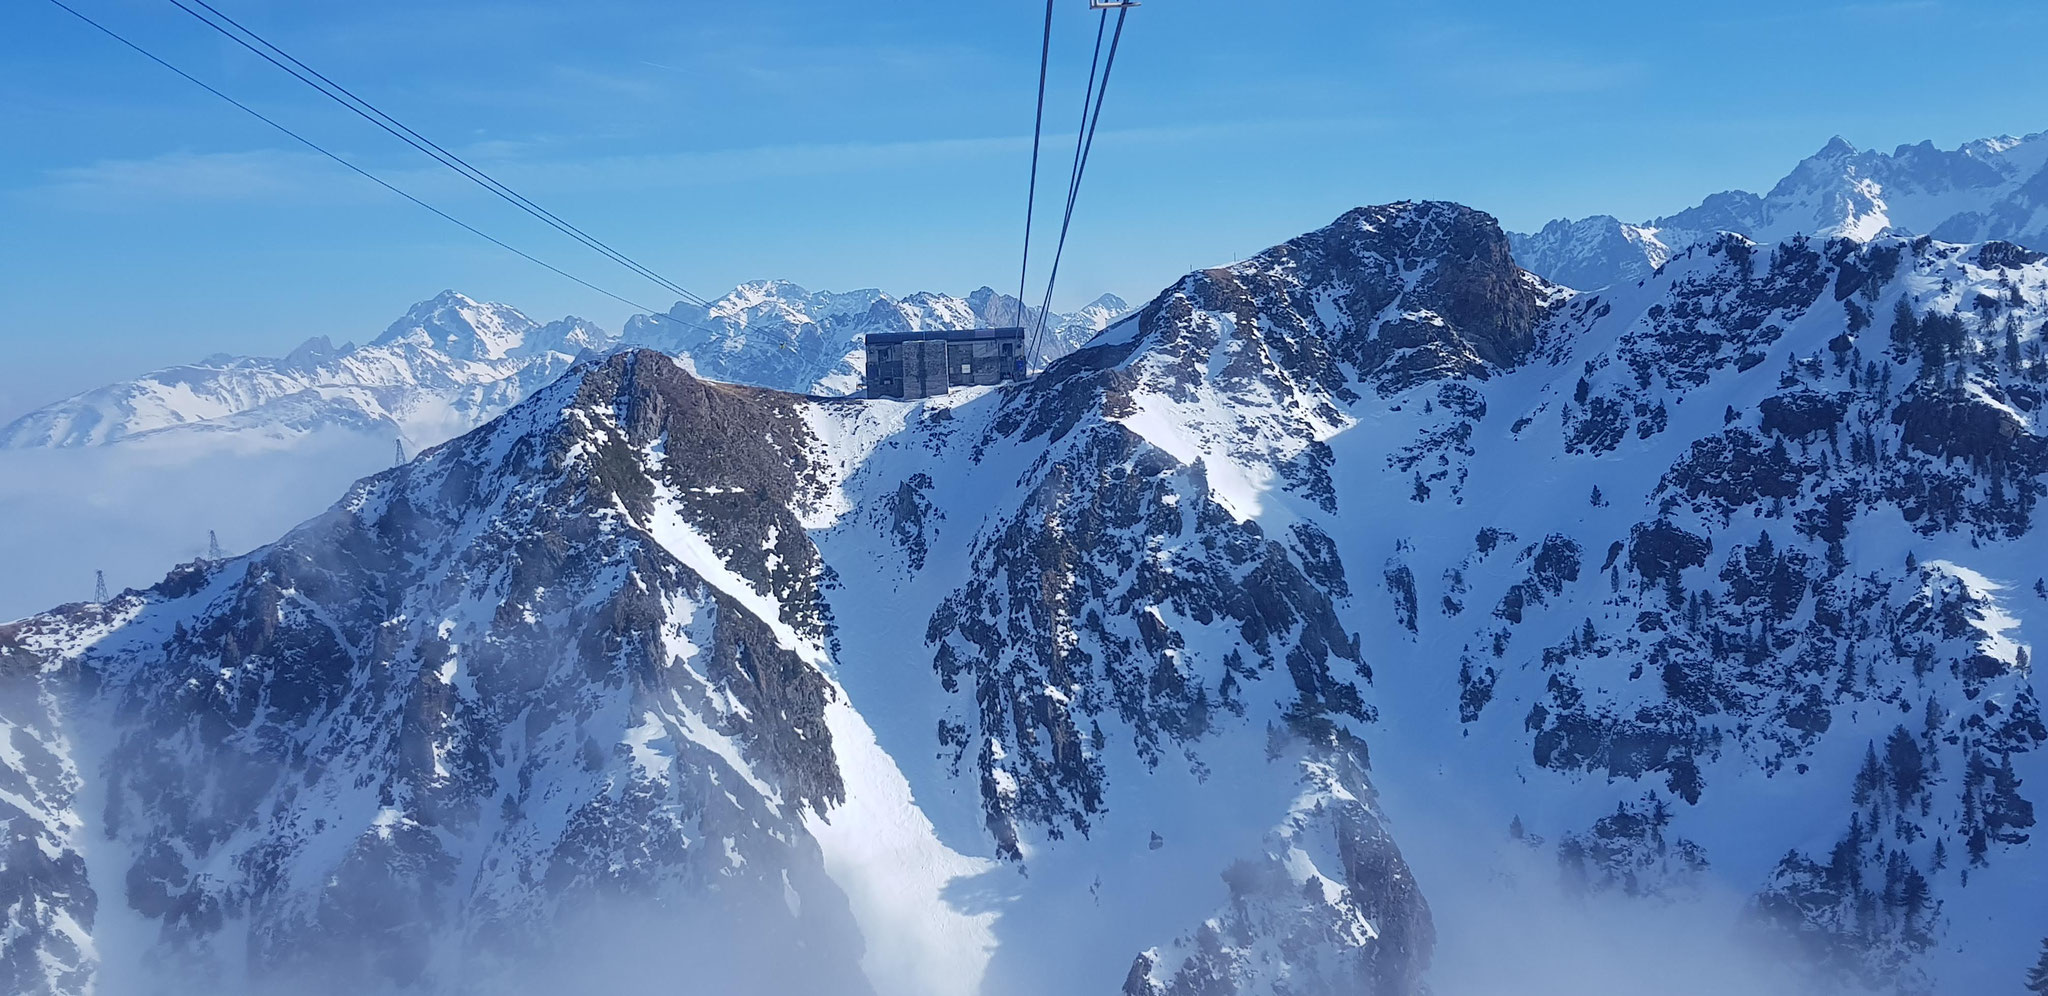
[1685,0,1943,29]
[33,149,363,205]
[1372,15,1646,98]
[21,115,1389,205]
[404,38,989,116]
[1478,57,1647,97]
[1837,0,1941,16]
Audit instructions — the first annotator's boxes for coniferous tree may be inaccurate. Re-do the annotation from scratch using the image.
[1889,300,1917,363]
[1886,726,1925,808]
[1963,750,1989,866]
[1853,743,1882,809]
[1922,330,1948,375]
[1922,697,1945,775]
[1898,866,1929,940]
[2027,938,2048,995]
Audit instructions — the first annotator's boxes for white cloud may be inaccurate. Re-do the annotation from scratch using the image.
[35,148,364,205]
[20,115,1388,207]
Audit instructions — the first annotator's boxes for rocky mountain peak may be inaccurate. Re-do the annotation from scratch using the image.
[282,334,344,370]
[706,280,818,324]
[1252,200,1561,378]
[532,315,611,356]
[964,285,1032,327]
[1082,291,1129,313]
[372,289,567,362]
[1816,134,1860,159]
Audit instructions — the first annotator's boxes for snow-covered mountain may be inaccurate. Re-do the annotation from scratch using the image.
[1,284,1132,451]
[0,291,608,450]
[1512,131,2048,290]
[5,201,2045,995]
[622,282,1130,396]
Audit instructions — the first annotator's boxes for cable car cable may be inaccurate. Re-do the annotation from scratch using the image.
[1015,0,1056,320]
[1027,10,1107,363]
[163,0,710,309]
[1028,3,1128,364]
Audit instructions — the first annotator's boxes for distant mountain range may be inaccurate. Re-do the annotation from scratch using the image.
[1511,131,2048,289]
[0,286,1131,451]
[0,291,604,450]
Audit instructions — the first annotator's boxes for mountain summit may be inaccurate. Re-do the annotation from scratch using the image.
[370,289,607,362]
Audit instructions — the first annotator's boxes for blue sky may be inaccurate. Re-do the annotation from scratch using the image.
[3,0,2046,419]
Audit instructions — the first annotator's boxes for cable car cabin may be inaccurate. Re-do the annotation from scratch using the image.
[864,327,1027,400]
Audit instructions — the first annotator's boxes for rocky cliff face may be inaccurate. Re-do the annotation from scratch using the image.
[1,354,871,994]
[3,200,2044,995]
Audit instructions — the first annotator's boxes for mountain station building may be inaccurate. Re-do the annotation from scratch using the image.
[864,327,1028,400]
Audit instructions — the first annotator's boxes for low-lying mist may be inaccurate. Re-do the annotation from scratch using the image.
[1391,797,1814,996]
[0,428,393,620]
